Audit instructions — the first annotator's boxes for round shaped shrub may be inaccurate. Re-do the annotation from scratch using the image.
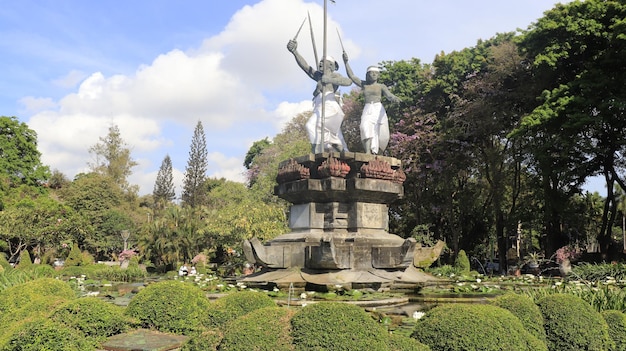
[0,278,75,314]
[491,293,546,342]
[208,290,277,327]
[0,294,68,329]
[125,280,212,335]
[412,303,547,351]
[290,301,389,351]
[601,310,626,351]
[181,329,223,351]
[219,306,296,351]
[0,316,97,350]
[51,297,130,339]
[388,333,431,351]
[537,293,613,351]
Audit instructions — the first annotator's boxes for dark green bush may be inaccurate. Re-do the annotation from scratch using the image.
[219,306,296,351]
[58,263,146,282]
[388,333,431,351]
[125,280,212,335]
[50,297,130,340]
[412,303,547,351]
[290,301,389,351]
[537,293,613,351]
[207,290,277,327]
[454,250,470,274]
[601,310,626,351]
[181,329,222,351]
[491,293,546,342]
[0,277,75,314]
[0,316,97,350]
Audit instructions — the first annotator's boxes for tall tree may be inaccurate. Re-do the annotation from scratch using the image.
[517,0,626,256]
[88,124,138,194]
[153,155,176,206]
[0,116,50,187]
[182,121,208,208]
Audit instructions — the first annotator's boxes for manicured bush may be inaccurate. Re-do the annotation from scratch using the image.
[17,250,32,268]
[0,254,11,270]
[412,303,547,351]
[64,243,83,266]
[219,306,296,351]
[125,280,212,335]
[388,333,431,351]
[601,310,626,351]
[181,329,223,351]
[454,250,470,274]
[207,290,277,327]
[290,301,390,351]
[537,293,613,351]
[50,297,130,340]
[491,293,546,342]
[0,277,75,314]
[0,316,97,350]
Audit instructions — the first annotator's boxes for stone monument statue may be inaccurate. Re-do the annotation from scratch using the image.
[286,39,352,154]
[343,52,401,154]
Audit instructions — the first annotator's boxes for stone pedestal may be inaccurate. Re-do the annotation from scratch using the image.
[242,152,442,290]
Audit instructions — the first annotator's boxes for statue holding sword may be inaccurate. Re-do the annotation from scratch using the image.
[286,13,352,154]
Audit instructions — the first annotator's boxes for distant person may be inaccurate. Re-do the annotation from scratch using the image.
[287,39,353,153]
[343,52,401,154]
[190,266,197,276]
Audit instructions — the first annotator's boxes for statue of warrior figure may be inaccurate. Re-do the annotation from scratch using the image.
[287,38,352,154]
[343,52,401,155]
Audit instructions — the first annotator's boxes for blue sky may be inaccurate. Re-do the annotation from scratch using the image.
[3,0,594,197]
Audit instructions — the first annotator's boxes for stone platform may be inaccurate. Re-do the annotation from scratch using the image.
[242,152,442,290]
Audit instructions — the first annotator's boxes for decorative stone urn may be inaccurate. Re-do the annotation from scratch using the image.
[242,152,443,290]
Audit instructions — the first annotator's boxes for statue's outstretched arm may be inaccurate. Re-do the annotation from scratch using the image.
[343,52,362,87]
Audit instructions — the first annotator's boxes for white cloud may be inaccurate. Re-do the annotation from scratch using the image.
[26,1,318,195]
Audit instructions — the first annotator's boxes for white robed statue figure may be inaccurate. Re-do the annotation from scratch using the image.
[287,39,353,154]
[343,53,401,154]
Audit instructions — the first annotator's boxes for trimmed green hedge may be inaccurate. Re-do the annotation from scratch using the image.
[125,280,212,335]
[0,278,75,314]
[537,293,613,351]
[181,329,223,351]
[412,303,547,351]
[388,333,431,351]
[50,297,131,340]
[601,310,626,351]
[491,293,546,342]
[0,316,97,350]
[207,290,277,327]
[290,301,390,351]
[219,306,296,351]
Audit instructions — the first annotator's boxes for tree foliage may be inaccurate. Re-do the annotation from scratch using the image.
[182,121,208,208]
[153,154,176,206]
[0,116,50,187]
[88,124,138,195]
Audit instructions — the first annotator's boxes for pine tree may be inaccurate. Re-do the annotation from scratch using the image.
[182,121,208,208]
[153,154,176,205]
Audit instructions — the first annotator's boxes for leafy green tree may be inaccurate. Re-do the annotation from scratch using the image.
[243,138,271,170]
[0,195,91,263]
[182,121,208,208]
[88,124,138,195]
[0,116,50,187]
[153,154,176,207]
[517,0,626,255]
[245,112,309,201]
